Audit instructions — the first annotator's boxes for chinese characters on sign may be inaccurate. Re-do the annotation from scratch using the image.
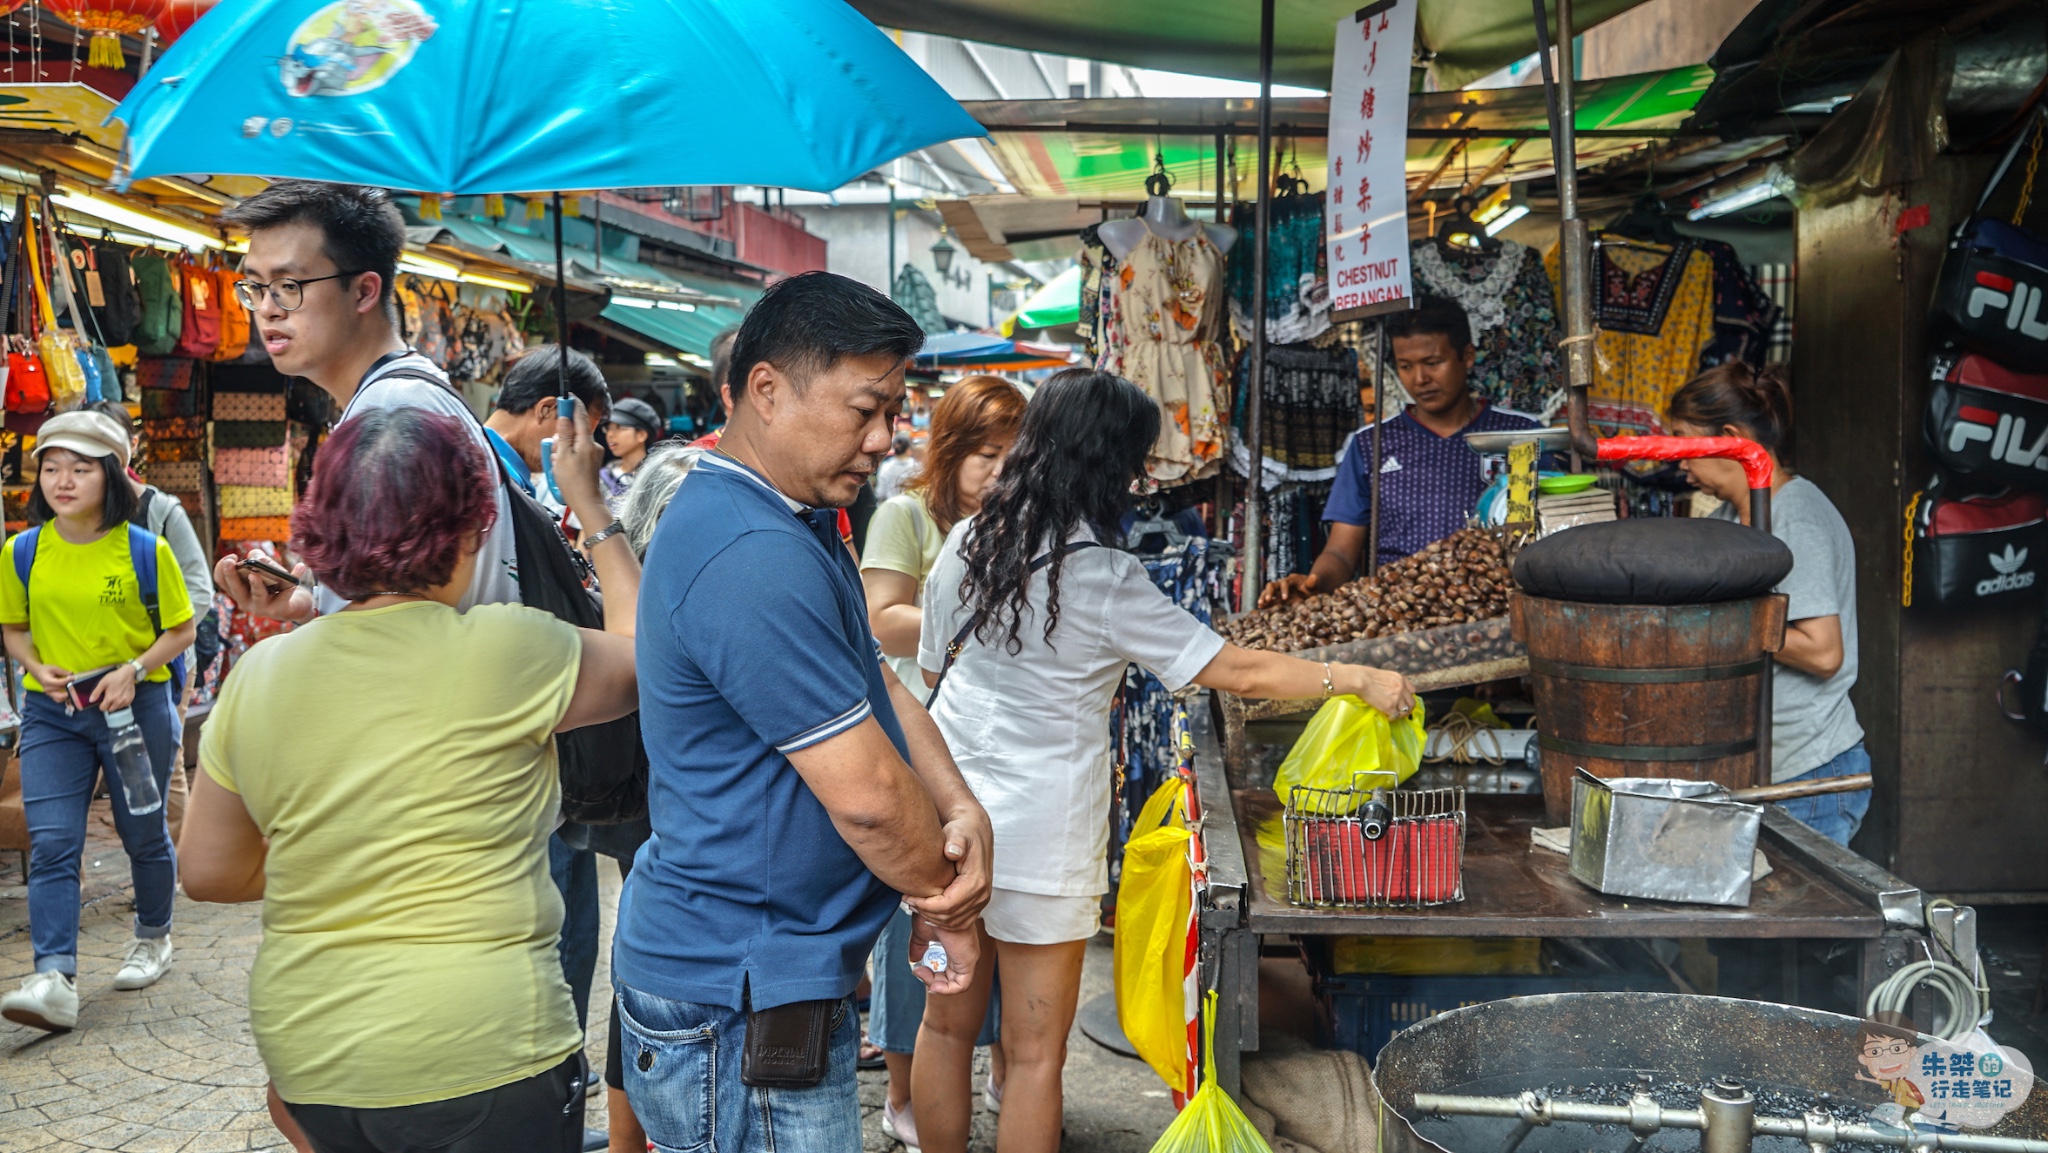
[1854,1026,2035,1131]
[1326,0,1415,318]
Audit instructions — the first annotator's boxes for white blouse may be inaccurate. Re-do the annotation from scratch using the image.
[921,519,1225,897]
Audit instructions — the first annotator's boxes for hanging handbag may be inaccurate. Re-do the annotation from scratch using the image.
[1923,349,2048,488]
[1934,110,2048,371]
[26,211,86,413]
[4,339,46,414]
[1904,477,2048,609]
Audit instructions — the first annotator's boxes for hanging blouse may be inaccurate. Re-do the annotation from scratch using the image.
[1229,343,1360,486]
[1696,239,1783,369]
[1406,239,1562,417]
[1545,240,1717,442]
[1111,225,1230,485]
[1225,193,1331,345]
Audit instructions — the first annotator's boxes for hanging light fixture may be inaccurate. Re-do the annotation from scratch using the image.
[929,230,956,276]
[48,0,166,68]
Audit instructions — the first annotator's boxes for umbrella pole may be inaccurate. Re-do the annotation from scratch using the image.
[1242,0,1275,610]
[1530,0,1593,466]
[553,191,570,407]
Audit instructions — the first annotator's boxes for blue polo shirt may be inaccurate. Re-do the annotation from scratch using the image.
[614,451,906,1011]
[1325,402,1538,567]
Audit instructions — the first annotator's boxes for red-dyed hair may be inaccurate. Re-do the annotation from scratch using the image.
[292,408,498,601]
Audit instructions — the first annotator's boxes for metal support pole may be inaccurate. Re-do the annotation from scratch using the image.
[1369,319,1387,578]
[1531,0,1595,466]
[1753,483,1775,786]
[552,192,569,401]
[1243,0,1275,609]
[1215,129,1231,540]
[885,179,897,293]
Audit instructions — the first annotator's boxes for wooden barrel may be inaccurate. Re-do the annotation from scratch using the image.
[1509,591,1788,824]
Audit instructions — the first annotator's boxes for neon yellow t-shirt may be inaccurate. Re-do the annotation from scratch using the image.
[861,493,945,690]
[200,601,584,1108]
[0,525,194,691]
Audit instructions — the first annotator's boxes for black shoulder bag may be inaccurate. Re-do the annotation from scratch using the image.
[384,368,648,824]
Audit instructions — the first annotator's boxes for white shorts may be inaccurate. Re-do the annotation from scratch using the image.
[982,887,1101,946]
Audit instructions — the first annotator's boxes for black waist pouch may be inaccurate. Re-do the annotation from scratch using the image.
[741,997,838,1088]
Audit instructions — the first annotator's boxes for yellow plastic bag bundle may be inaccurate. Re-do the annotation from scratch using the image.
[1115,776,1195,1094]
[1272,695,1427,803]
[1147,991,1274,1153]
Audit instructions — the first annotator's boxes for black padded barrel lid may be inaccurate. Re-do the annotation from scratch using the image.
[1511,517,1792,605]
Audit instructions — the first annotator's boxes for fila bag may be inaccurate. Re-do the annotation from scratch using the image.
[1906,480,2048,609]
[1934,111,2048,371]
[1924,350,2048,488]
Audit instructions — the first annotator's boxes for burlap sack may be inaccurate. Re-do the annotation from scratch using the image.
[1241,1035,1381,1153]
[0,750,27,852]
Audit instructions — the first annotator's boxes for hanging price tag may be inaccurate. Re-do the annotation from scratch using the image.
[1507,441,1538,526]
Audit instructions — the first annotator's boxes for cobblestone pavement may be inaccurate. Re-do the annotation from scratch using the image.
[1,800,1176,1151]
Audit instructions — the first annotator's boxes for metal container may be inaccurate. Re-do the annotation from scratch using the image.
[1568,769,1762,906]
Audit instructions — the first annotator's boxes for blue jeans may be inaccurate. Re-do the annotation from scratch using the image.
[1776,742,1872,847]
[868,907,998,1053]
[548,832,599,1031]
[617,983,861,1153]
[19,681,178,975]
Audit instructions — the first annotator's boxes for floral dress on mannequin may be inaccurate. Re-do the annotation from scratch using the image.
[1111,224,1230,485]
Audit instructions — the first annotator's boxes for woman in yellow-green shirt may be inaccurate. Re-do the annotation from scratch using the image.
[178,404,639,1153]
[858,374,1024,1143]
[0,411,196,1035]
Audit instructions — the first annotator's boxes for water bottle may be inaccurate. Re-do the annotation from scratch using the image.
[919,939,949,974]
[103,708,162,816]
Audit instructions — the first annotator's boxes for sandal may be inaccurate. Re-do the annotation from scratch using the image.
[859,1034,887,1070]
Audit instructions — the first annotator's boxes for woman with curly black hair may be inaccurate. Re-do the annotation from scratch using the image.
[909,370,1413,1153]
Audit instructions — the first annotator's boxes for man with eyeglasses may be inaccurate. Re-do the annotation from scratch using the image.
[210,181,519,622]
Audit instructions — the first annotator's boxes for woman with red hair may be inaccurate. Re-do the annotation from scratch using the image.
[176,402,640,1153]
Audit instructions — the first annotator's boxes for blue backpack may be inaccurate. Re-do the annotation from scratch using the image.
[12,522,188,695]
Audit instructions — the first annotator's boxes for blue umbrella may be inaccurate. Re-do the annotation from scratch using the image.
[110,0,982,194]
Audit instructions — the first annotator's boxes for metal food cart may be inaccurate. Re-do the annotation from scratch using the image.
[1189,684,1953,1101]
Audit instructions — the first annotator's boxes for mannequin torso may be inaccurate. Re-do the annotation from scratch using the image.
[1098,196,1238,260]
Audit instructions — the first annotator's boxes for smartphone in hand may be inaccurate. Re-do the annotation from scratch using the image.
[65,665,116,711]
[237,553,299,592]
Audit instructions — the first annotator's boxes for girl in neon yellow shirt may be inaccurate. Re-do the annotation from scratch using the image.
[0,411,196,1034]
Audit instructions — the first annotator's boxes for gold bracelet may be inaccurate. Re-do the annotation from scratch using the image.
[1321,662,1335,700]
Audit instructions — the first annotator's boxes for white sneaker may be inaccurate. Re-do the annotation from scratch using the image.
[882,1097,920,1153]
[1,971,78,1031]
[113,937,173,991]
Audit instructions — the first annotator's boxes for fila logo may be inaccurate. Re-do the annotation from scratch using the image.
[1949,404,2048,470]
[1978,544,2037,596]
[1968,270,2048,340]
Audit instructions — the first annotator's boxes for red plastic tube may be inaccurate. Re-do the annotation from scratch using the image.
[1594,435,1774,492]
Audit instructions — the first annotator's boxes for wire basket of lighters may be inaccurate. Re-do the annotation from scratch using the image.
[1283,772,1467,908]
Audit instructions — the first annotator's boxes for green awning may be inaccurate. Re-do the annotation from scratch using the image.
[600,300,747,361]
[851,0,1656,92]
[975,65,1711,200]
[1003,265,1080,333]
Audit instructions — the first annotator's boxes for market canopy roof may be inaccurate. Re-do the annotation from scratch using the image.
[947,69,1711,241]
[1002,265,1080,332]
[914,330,1073,370]
[594,265,760,362]
[851,0,1656,92]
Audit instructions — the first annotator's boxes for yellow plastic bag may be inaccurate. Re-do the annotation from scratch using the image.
[1272,695,1427,803]
[1115,776,1195,1093]
[1147,990,1274,1153]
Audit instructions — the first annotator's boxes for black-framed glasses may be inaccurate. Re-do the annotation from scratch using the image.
[234,271,364,312]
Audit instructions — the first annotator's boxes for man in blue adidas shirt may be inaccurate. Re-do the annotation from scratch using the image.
[1261,296,1538,604]
[616,272,991,1149]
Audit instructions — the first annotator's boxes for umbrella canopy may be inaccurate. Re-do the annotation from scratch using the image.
[1000,264,1079,334]
[913,330,1072,370]
[111,0,984,193]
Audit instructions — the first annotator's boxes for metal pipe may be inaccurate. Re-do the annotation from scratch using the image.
[1529,0,1596,466]
[1369,318,1386,577]
[552,191,569,401]
[1412,1093,2048,1153]
[1701,1079,1756,1153]
[1752,482,1773,787]
[1243,0,1275,609]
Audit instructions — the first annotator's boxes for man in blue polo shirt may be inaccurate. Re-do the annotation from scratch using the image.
[1262,297,1539,605]
[615,272,992,1150]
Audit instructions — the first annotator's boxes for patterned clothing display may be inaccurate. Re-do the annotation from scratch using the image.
[1109,534,1232,883]
[1230,343,1361,485]
[213,390,288,422]
[1402,239,1561,417]
[1225,193,1331,345]
[1107,224,1230,486]
[1581,244,1716,441]
[1230,480,1337,587]
[1698,240,1783,369]
[1075,226,1112,358]
[220,517,291,542]
[215,447,291,487]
